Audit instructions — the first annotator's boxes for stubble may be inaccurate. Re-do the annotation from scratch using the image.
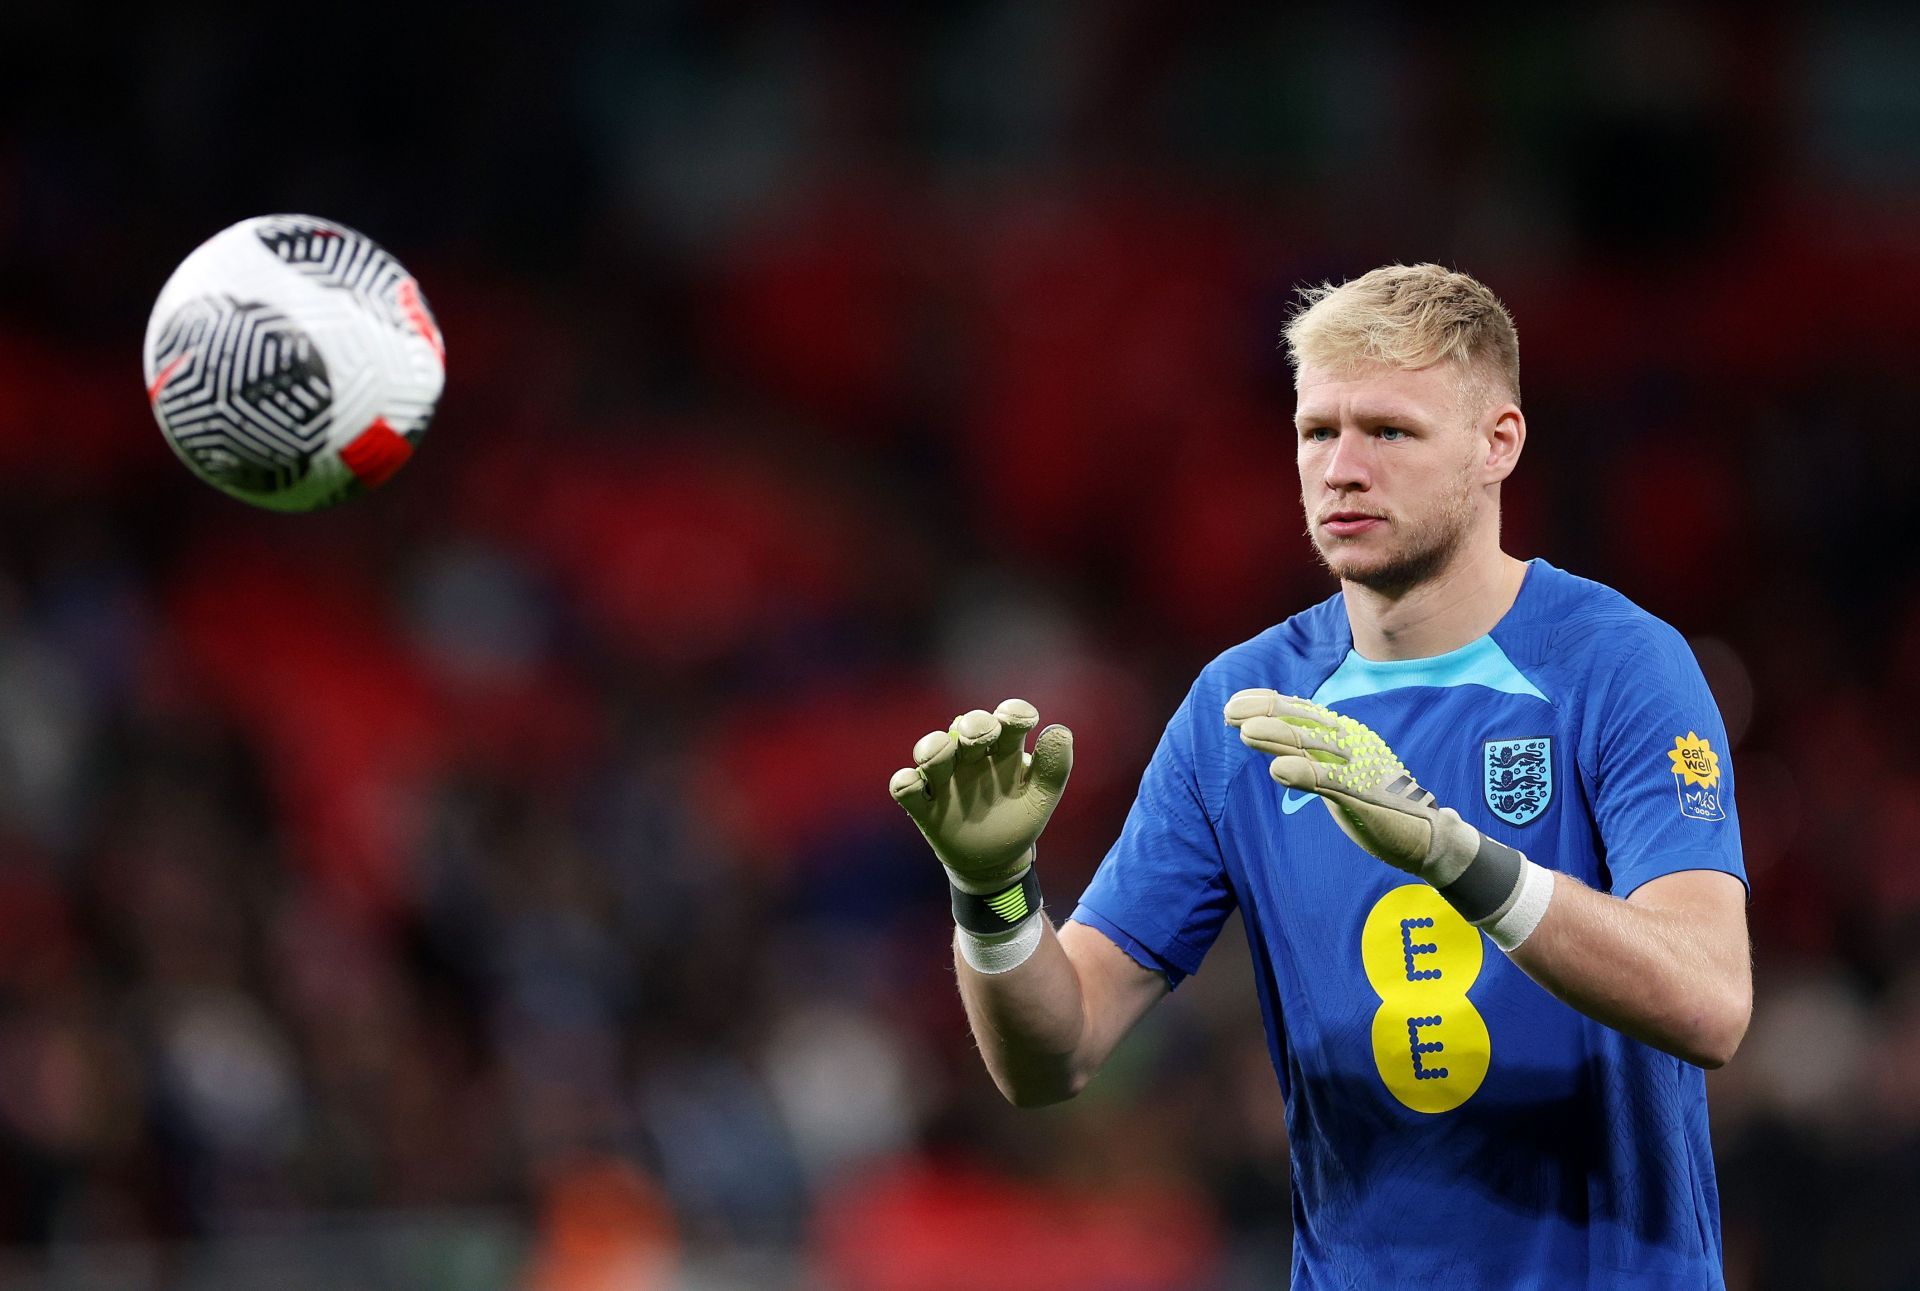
[1307,461,1480,596]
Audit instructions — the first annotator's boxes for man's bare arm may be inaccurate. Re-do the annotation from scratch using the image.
[888,700,1168,1103]
[1508,868,1750,1068]
[956,918,1169,1107]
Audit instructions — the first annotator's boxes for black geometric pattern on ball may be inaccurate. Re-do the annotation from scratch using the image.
[151,295,334,494]
[253,215,409,318]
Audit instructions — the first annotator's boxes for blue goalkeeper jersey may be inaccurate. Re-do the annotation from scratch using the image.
[1072,560,1746,1290]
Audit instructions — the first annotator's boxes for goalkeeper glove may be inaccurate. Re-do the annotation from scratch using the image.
[889,699,1074,972]
[1224,689,1553,950]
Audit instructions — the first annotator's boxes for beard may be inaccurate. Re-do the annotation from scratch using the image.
[1307,466,1479,595]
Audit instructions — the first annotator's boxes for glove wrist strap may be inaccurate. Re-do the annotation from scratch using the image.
[1432,829,1555,952]
[1476,859,1555,951]
[953,870,1045,975]
[1435,831,1525,922]
[952,868,1043,936]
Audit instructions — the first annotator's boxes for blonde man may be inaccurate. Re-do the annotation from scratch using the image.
[891,264,1750,1289]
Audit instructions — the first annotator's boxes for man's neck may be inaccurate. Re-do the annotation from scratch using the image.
[1343,548,1530,661]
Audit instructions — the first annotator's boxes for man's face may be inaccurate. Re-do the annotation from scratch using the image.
[1294,361,1486,592]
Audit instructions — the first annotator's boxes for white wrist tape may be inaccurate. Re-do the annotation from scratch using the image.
[1477,859,1555,952]
[956,912,1044,974]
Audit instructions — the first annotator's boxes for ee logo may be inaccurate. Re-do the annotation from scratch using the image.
[1360,884,1490,1113]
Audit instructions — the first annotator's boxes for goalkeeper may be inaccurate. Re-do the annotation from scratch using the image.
[890,265,1750,1290]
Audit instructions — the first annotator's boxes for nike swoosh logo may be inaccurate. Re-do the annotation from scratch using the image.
[1281,789,1316,814]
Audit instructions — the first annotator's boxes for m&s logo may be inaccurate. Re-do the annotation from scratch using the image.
[1667,732,1724,821]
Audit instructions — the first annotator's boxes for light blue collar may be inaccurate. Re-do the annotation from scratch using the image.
[1313,634,1547,705]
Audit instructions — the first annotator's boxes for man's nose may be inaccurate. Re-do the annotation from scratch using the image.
[1322,429,1371,491]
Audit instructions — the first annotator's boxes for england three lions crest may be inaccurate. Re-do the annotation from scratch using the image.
[1484,738,1552,826]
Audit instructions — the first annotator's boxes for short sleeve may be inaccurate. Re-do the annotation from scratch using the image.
[1069,684,1237,987]
[1583,624,1748,899]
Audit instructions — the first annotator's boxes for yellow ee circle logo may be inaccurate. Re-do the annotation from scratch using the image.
[1360,884,1491,1114]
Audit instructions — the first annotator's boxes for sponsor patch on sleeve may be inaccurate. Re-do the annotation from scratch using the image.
[1667,732,1725,821]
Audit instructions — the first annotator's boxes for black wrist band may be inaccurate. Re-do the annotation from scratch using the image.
[1436,832,1526,923]
[952,869,1043,935]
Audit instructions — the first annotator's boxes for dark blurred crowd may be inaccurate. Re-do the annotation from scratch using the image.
[2,4,1919,1288]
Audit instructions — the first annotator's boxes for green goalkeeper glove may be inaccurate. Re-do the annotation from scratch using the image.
[888,699,1073,894]
[890,700,1073,974]
[1224,689,1554,949]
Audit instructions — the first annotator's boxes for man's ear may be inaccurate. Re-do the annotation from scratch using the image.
[1483,404,1525,484]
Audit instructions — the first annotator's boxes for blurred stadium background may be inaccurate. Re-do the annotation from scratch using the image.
[3,3,1919,1288]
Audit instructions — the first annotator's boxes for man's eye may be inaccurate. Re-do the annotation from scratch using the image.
[1379,427,1407,441]
[1304,427,1335,443]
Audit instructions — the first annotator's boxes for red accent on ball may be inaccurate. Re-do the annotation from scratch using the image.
[339,418,414,489]
[147,352,190,404]
[395,277,445,367]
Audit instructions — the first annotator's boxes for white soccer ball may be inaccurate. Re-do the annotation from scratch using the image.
[143,214,445,512]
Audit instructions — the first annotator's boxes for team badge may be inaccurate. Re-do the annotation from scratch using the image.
[1483,738,1551,826]
[1668,732,1725,820]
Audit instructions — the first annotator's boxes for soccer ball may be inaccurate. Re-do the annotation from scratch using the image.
[143,214,445,512]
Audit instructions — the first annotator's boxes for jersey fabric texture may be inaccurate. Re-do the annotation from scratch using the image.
[1071,560,1745,1290]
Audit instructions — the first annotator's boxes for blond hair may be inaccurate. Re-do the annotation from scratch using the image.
[1282,263,1520,409]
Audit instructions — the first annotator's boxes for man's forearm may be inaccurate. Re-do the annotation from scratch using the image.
[1506,870,1751,1068]
[955,918,1090,1107]
[955,916,1168,1107]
